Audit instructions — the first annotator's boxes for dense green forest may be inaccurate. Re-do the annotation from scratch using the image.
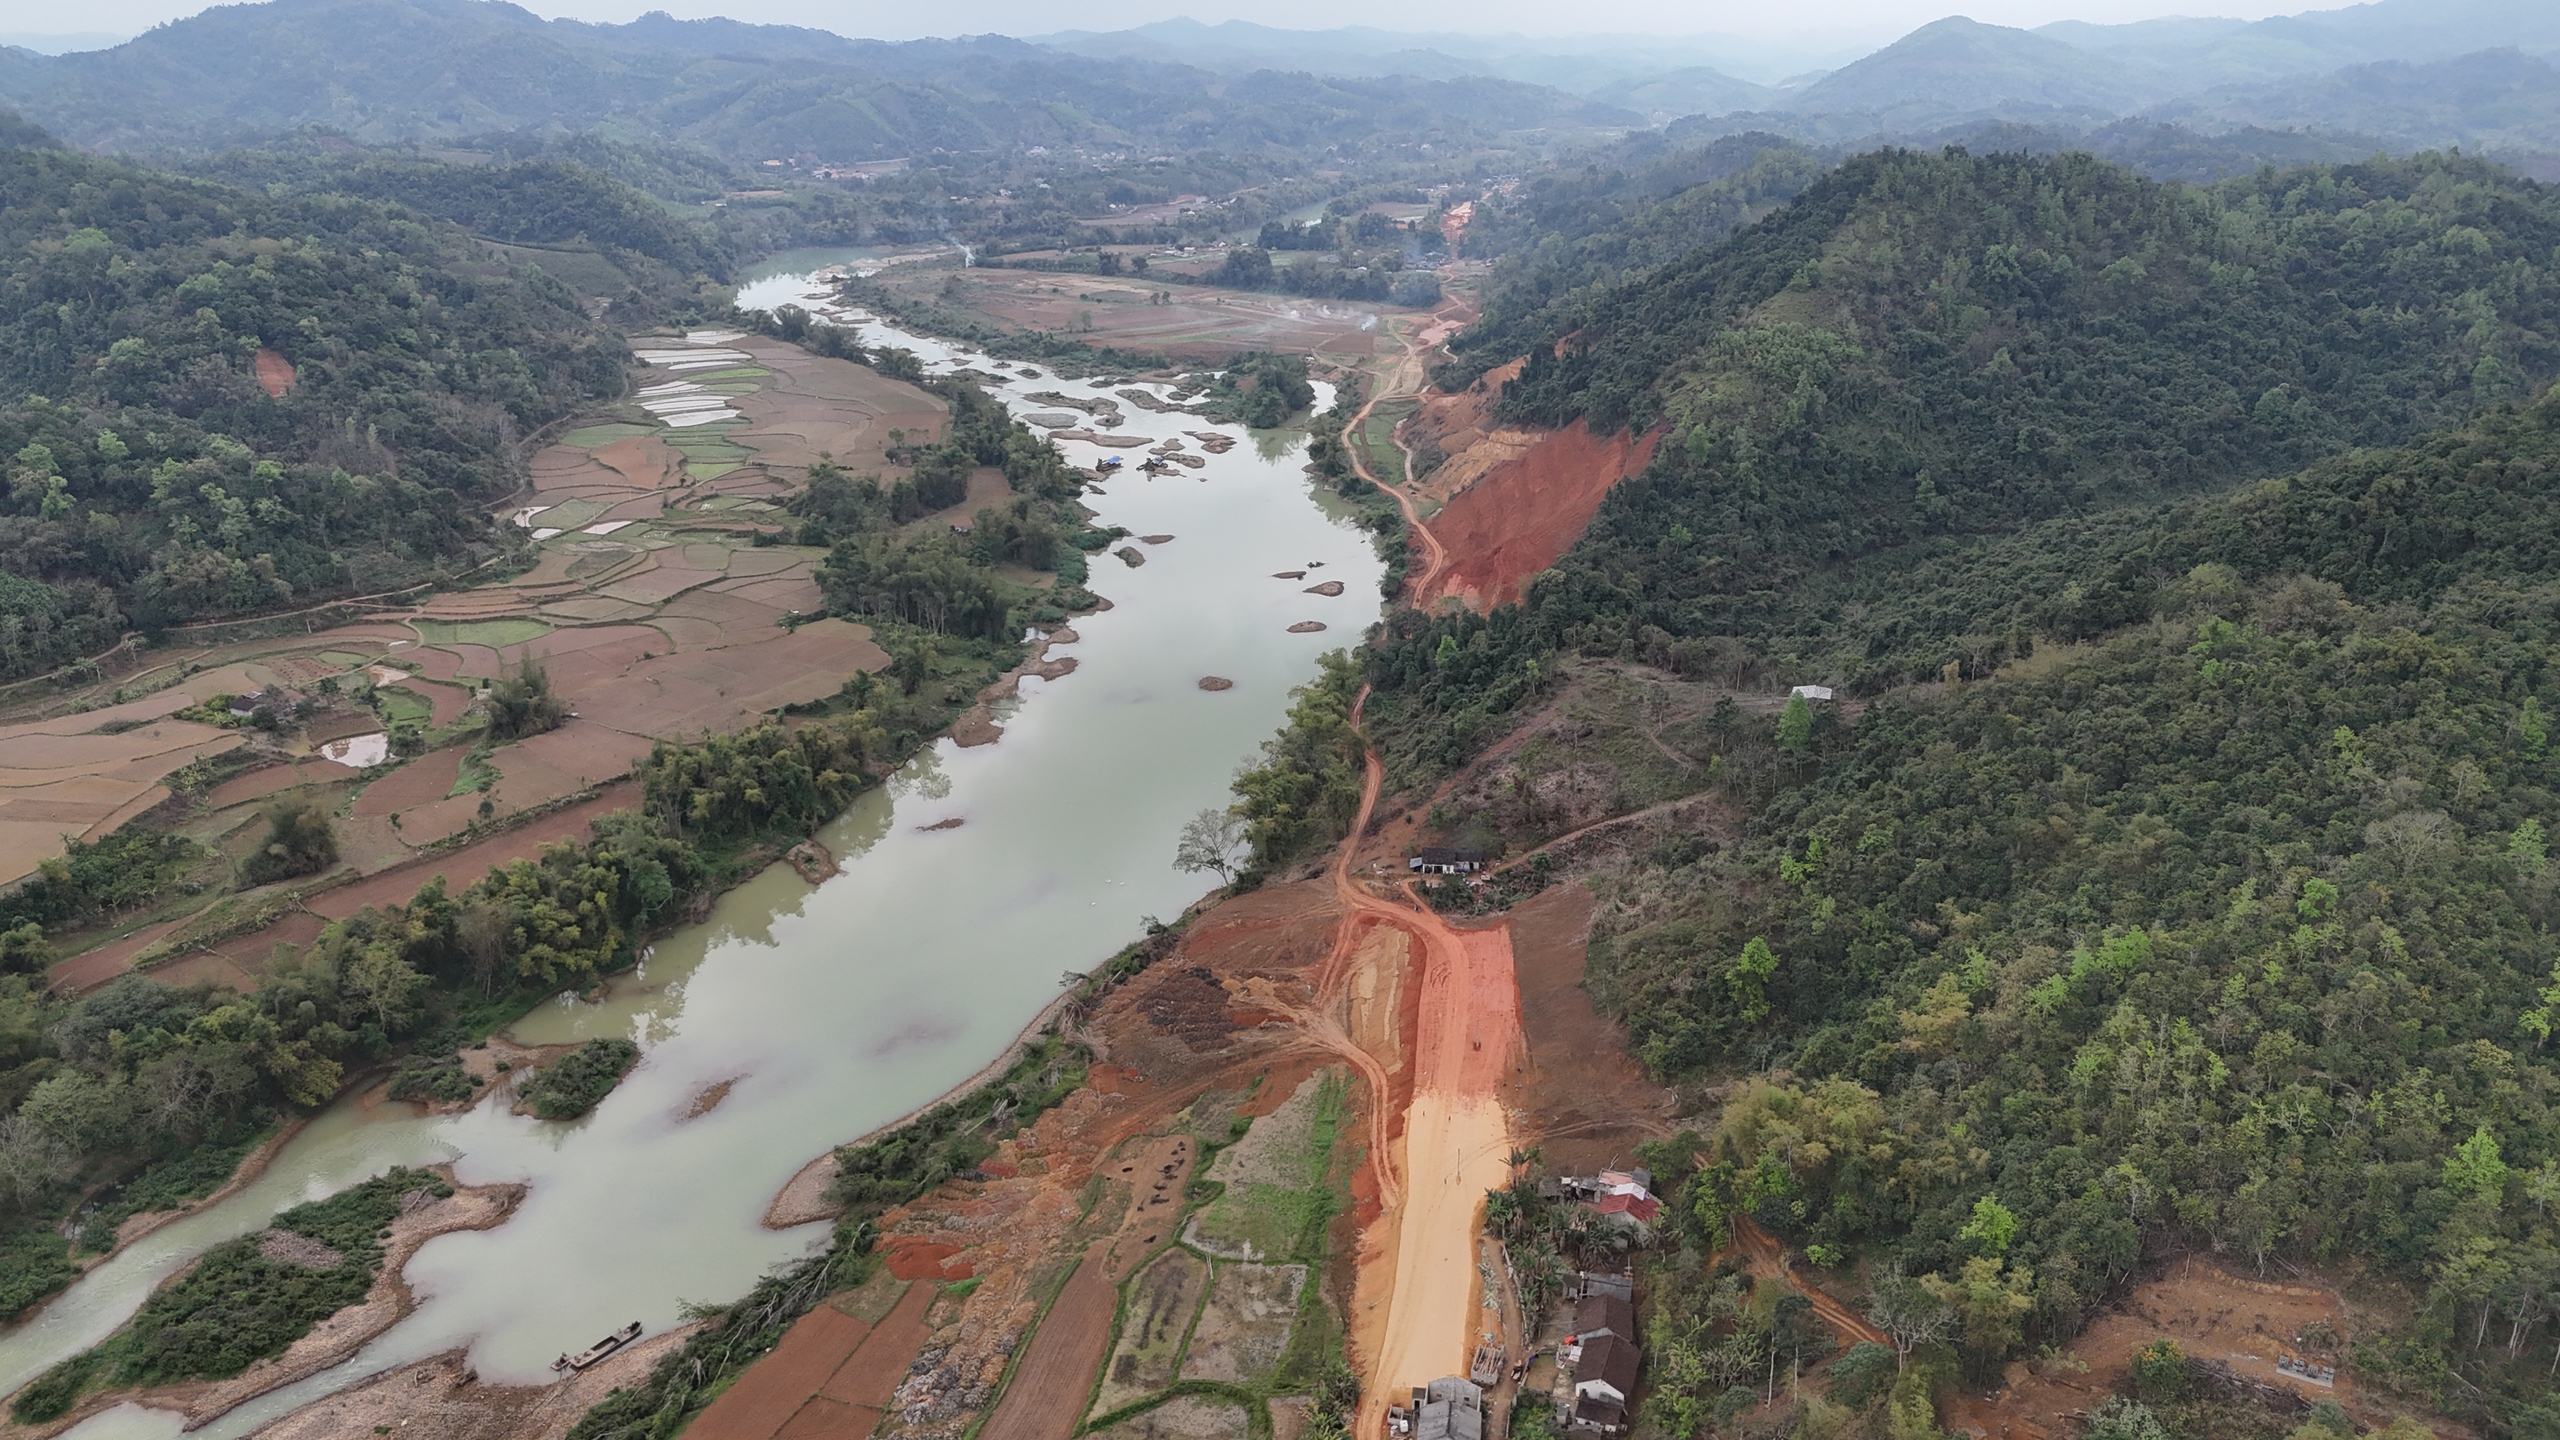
[1440,133,1829,385]
[0,133,625,673]
[1328,146,2560,1438]
[1461,150,2560,637]
[175,148,735,279]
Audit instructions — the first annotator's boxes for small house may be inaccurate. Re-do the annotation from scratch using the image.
[1577,1272,1634,1303]
[1408,847,1487,875]
[1574,1294,1636,1345]
[1412,1377,1483,1440]
[1569,1333,1640,1434]
[1592,1191,1661,1234]
[1790,684,1834,702]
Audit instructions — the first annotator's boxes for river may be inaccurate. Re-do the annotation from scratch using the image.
[12,262,1383,1438]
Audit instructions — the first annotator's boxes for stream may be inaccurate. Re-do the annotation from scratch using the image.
[11,261,1384,1438]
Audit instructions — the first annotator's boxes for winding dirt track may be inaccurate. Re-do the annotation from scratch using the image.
[1346,315,1451,599]
[1729,1218,1891,1349]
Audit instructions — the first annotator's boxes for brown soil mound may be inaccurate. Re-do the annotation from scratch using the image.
[1501,885,1675,1173]
[1198,677,1234,691]
[1422,419,1661,611]
[1302,581,1345,597]
[253,347,297,399]
[1287,622,1326,634]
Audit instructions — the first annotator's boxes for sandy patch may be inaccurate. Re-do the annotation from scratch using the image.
[765,1153,838,1230]
[252,347,296,398]
[246,1324,699,1440]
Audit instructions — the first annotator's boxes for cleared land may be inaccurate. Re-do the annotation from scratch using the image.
[875,264,1396,363]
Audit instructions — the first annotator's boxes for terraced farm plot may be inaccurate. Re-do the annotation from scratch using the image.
[561,423,654,448]
[411,618,554,648]
[1090,1248,1208,1418]
[1093,1397,1251,1440]
[1177,1262,1304,1385]
[1187,1072,1345,1262]
[25,328,931,996]
[372,689,434,726]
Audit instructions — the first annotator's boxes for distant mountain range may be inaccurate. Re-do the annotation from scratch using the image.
[1,0,2555,163]
[0,0,1640,157]
[1037,0,2560,152]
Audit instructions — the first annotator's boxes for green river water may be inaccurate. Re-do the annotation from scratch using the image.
[7,271,1383,1438]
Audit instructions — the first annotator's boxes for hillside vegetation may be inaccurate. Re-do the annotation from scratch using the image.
[1455,149,2560,685]
[0,0,1637,159]
[0,137,623,673]
[1343,147,2560,1438]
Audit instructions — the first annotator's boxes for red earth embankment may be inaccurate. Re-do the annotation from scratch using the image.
[254,347,297,398]
[1422,419,1660,611]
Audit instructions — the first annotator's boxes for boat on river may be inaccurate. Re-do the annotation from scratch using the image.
[555,1321,643,1372]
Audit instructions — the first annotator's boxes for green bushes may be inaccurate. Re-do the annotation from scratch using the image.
[1230,652,1365,875]
[238,798,338,885]
[0,825,200,935]
[385,1054,478,1105]
[76,1131,267,1252]
[521,1038,638,1121]
[483,656,568,742]
[14,1168,450,1421]
[0,1231,76,1324]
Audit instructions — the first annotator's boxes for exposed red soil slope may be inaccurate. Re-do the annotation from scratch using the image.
[253,347,297,398]
[1423,419,1660,611]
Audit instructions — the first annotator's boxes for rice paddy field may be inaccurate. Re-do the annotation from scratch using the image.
[10,331,936,994]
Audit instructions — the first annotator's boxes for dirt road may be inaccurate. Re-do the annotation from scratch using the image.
[1728,1218,1889,1349]
[1347,316,1451,599]
[1276,689,1525,1433]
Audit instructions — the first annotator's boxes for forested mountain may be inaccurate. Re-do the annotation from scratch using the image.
[1458,150,2560,619]
[1446,134,1829,381]
[0,0,1638,159]
[2151,49,2560,155]
[1379,385,2560,1433]
[1778,18,2155,128]
[174,148,736,278]
[0,135,622,673]
[1360,146,2560,1433]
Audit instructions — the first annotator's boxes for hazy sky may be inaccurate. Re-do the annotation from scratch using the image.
[30,0,2323,48]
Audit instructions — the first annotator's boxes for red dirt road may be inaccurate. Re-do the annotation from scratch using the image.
[1345,320,1450,600]
[1282,689,1524,1433]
